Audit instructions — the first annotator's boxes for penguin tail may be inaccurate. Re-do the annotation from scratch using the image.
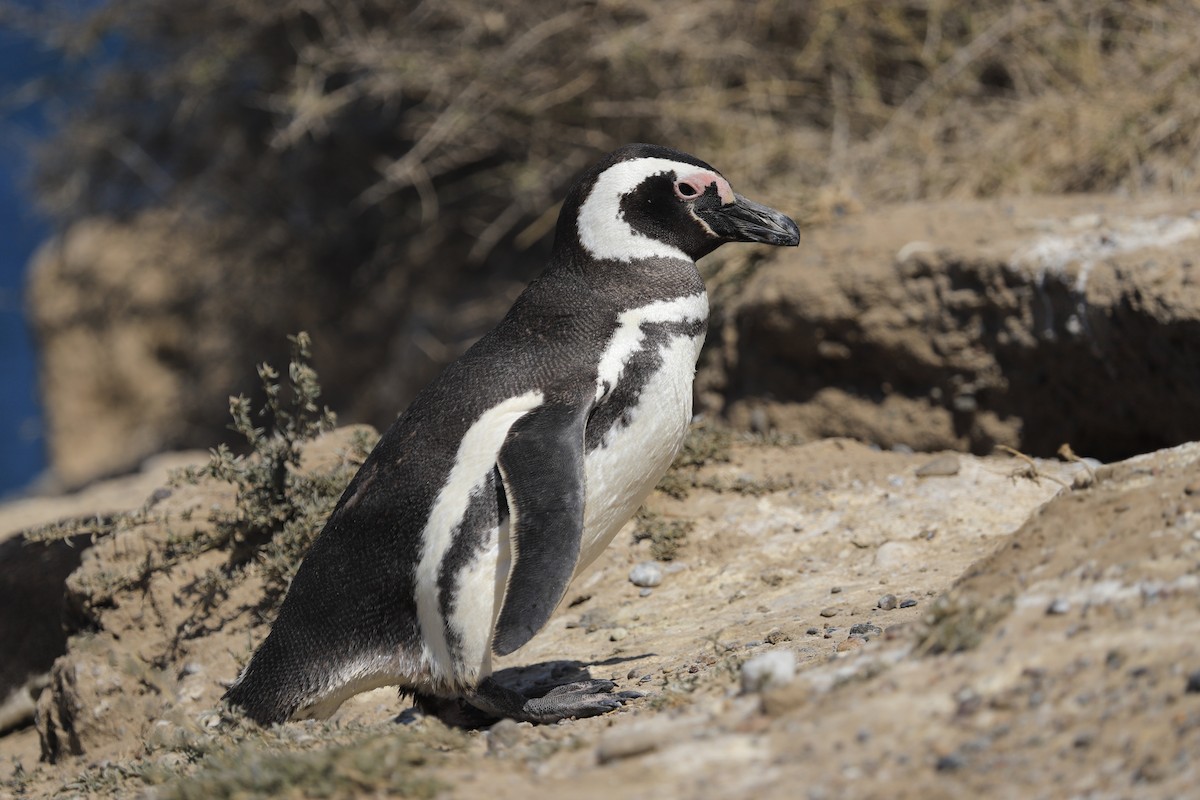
[222,664,299,725]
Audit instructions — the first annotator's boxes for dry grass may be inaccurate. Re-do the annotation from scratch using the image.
[18,0,1200,245]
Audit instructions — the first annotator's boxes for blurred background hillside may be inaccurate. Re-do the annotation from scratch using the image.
[2,0,1199,493]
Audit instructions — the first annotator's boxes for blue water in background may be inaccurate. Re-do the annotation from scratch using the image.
[0,27,58,496]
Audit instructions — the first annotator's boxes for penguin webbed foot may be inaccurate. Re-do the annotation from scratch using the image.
[468,676,637,724]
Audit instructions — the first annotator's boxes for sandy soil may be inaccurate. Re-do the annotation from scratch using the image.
[2,424,1195,799]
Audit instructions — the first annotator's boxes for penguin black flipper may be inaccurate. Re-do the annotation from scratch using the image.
[492,397,590,657]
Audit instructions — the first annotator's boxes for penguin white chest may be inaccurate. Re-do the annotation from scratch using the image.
[578,293,708,571]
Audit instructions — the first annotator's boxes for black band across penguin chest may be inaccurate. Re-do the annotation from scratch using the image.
[585,315,708,452]
[576,290,709,570]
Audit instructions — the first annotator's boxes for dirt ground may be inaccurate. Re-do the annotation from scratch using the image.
[2,422,1196,799]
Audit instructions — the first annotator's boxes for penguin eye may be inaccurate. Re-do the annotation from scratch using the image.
[673,179,704,200]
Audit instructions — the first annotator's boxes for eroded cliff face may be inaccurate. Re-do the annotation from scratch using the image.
[704,194,1200,461]
[28,196,1200,490]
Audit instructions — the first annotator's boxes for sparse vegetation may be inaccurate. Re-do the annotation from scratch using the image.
[151,724,463,800]
[655,422,733,499]
[171,332,374,603]
[633,510,693,562]
[26,333,371,609]
[915,592,1015,656]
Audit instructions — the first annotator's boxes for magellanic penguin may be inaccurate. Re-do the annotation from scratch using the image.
[224,143,800,725]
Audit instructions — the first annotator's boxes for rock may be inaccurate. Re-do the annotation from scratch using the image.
[878,593,898,610]
[873,542,917,570]
[0,685,38,735]
[629,562,663,588]
[915,455,961,477]
[1046,598,1071,615]
[740,650,797,694]
[899,598,918,609]
[487,719,526,752]
[597,719,682,763]
[1186,671,1200,694]
[819,606,841,618]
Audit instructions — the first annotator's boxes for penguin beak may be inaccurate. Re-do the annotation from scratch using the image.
[703,194,801,247]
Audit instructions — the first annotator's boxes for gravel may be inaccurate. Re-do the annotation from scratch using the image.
[848,623,883,640]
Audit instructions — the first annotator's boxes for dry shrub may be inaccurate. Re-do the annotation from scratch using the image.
[24,1,1200,238]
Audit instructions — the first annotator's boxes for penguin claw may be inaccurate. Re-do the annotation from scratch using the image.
[543,679,616,698]
[467,676,632,724]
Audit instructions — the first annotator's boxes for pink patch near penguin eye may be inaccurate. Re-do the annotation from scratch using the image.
[673,170,735,204]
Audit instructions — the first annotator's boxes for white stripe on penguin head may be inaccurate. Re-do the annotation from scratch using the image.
[577,157,726,263]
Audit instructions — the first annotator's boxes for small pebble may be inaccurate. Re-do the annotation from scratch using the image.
[156,752,188,770]
[916,454,960,477]
[1046,598,1071,615]
[629,562,663,588]
[598,719,685,763]
[1186,670,1200,694]
[609,627,628,642]
[806,627,820,636]
[935,752,965,772]
[819,606,841,618]
[899,598,918,609]
[835,638,864,653]
[848,623,883,639]
[1185,481,1200,496]
[488,719,525,752]
[878,593,898,611]
[639,587,653,597]
[740,650,797,693]
[830,586,843,594]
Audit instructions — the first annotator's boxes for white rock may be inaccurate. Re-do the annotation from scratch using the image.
[740,650,796,694]
[629,561,663,587]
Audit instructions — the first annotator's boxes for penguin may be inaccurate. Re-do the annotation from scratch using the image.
[223,143,800,725]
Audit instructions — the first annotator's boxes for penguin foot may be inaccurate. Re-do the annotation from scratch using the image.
[468,676,635,724]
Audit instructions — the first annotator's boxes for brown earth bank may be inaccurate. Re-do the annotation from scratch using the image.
[1,424,1196,799]
[704,193,1200,462]
[30,194,1200,489]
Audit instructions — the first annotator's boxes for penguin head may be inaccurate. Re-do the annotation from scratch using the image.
[556,143,800,266]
